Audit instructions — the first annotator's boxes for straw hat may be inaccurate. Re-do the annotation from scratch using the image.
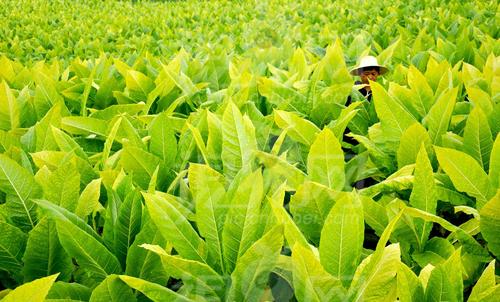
[350,56,388,76]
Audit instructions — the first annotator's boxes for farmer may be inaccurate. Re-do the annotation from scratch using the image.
[344,56,389,189]
[347,55,388,103]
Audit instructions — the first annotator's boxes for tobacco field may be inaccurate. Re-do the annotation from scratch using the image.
[0,0,499,301]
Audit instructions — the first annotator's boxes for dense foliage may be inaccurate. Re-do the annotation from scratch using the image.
[0,0,499,301]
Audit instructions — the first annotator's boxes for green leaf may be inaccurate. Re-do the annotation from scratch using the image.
[222,169,263,273]
[268,184,310,249]
[61,116,108,137]
[397,123,433,169]
[34,199,104,243]
[372,81,417,149]
[292,243,347,302]
[89,275,136,302]
[468,260,498,302]
[0,80,19,130]
[466,86,493,115]
[397,263,425,302]
[360,196,388,236]
[490,135,500,189]
[0,154,42,230]
[479,192,500,259]
[349,244,400,302]
[0,221,26,279]
[143,192,206,263]
[149,112,177,170]
[142,244,225,300]
[435,146,493,208]
[424,249,463,302]
[255,150,306,191]
[22,217,72,282]
[206,111,223,171]
[227,225,284,302]
[328,102,361,141]
[423,87,458,146]
[410,146,437,249]
[46,205,122,283]
[1,274,58,302]
[289,181,338,244]
[126,70,154,101]
[307,128,345,190]
[75,178,103,219]
[36,162,80,213]
[120,146,161,189]
[462,106,493,170]
[221,102,257,179]
[46,282,91,301]
[407,65,434,116]
[114,190,142,269]
[119,275,195,302]
[320,192,364,286]
[188,164,227,273]
[50,126,88,160]
[347,210,405,301]
[273,110,320,146]
[125,212,168,285]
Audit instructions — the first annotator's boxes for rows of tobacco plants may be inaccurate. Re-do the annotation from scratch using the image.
[0,0,499,301]
[0,0,497,64]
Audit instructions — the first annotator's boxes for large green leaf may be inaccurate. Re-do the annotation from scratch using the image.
[188,163,227,273]
[490,135,500,189]
[255,150,306,190]
[371,81,417,150]
[56,217,121,284]
[143,244,225,301]
[479,192,500,259]
[149,111,177,170]
[289,181,338,244]
[46,281,92,301]
[113,190,142,269]
[221,102,257,179]
[307,128,345,190]
[0,154,42,230]
[0,221,26,279]
[89,275,136,302]
[435,146,494,208]
[407,65,434,116]
[125,212,168,285]
[35,162,80,213]
[349,244,400,302]
[22,217,72,282]
[0,80,19,130]
[422,87,458,146]
[397,263,425,302]
[121,146,161,190]
[409,146,437,249]
[273,110,319,146]
[119,275,195,302]
[462,106,493,170]
[143,192,207,263]
[291,243,346,302]
[319,192,364,286]
[2,274,58,302]
[347,209,405,301]
[468,260,499,302]
[226,225,283,302]
[424,249,463,302]
[125,70,154,102]
[75,178,103,219]
[222,169,263,273]
[269,185,310,250]
[397,123,433,169]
